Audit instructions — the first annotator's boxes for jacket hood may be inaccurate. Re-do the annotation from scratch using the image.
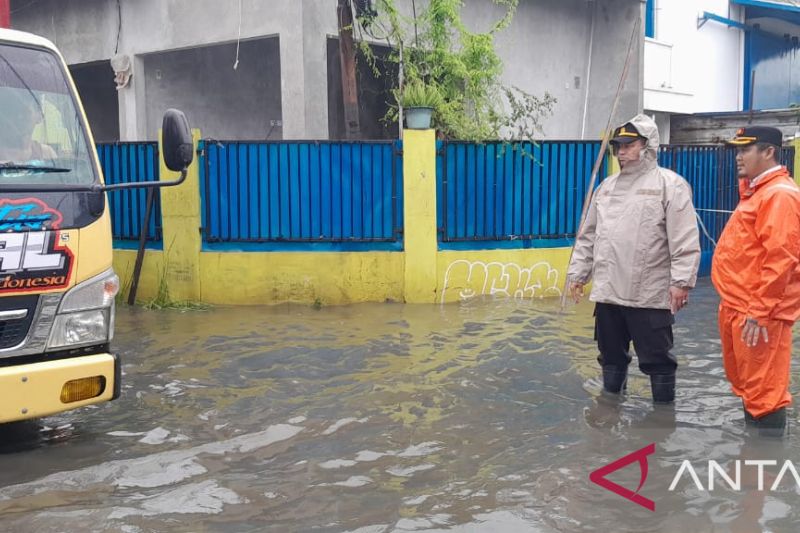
[617,114,659,173]
[626,114,660,152]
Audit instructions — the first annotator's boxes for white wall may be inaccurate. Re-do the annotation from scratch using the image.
[644,0,743,114]
[11,0,642,140]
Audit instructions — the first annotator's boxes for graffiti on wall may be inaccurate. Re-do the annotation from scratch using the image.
[441,260,562,303]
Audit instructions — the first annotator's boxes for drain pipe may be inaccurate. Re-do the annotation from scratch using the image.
[580,0,597,139]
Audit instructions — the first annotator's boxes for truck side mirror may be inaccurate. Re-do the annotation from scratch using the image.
[162,109,193,171]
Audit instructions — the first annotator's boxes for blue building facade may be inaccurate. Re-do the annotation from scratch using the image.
[736,0,800,110]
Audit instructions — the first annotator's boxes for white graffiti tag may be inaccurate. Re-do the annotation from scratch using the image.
[441,260,562,303]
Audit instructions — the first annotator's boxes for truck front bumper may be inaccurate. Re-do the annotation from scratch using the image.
[0,353,119,423]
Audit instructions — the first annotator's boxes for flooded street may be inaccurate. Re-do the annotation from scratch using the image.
[2,279,800,532]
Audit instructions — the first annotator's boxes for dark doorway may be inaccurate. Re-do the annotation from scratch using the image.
[327,38,398,140]
[70,61,120,142]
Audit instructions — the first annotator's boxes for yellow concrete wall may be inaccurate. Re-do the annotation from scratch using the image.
[437,248,572,304]
[114,249,404,306]
[115,246,574,306]
[158,129,203,302]
[793,138,800,185]
[113,129,574,307]
[113,249,165,303]
[116,247,575,306]
[198,251,405,305]
[402,129,439,303]
[609,151,620,175]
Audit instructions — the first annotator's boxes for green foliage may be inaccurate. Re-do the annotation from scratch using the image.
[398,81,443,108]
[115,263,133,305]
[142,258,173,310]
[353,0,555,141]
[500,86,557,142]
[142,262,209,311]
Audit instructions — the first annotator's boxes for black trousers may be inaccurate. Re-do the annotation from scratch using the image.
[594,303,677,376]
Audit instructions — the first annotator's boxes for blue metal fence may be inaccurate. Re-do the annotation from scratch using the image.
[657,144,796,275]
[199,140,403,245]
[658,145,730,245]
[436,141,795,258]
[437,140,608,243]
[102,138,796,259]
[97,142,162,242]
[658,145,796,240]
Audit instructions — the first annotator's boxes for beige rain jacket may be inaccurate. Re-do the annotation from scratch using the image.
[567,114,701,309]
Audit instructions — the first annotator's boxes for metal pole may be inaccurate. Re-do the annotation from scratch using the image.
[127,187,156,305]
[580,0,597,140]
[398,44,404,140]
[338,0,362,139]
[561,16,641,310]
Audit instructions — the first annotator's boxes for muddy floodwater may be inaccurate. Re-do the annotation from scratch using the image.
[1,279,800,532]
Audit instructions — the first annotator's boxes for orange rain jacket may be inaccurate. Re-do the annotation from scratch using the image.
[711,167,800,323]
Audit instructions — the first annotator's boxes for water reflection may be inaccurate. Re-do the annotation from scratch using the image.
[0,279,798,531]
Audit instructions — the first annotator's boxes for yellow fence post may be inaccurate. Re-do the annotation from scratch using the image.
[402,129,438,303]
[793,137,800,186]
[158,128,202,302]
[608,149,620,175]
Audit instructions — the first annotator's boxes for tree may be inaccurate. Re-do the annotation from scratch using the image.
[352,0,556,141]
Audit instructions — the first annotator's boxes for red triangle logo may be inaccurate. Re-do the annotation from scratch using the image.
[589,442,656,511]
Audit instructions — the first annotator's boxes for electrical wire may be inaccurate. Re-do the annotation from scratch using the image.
[695,212,718,247]
[695,208,734,214]
[10,0,42,15]
[233,0,242,70]
[114,0,122,54]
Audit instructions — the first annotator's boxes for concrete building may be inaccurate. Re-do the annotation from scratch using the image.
[644,0,800,142]
[10,0,643,142]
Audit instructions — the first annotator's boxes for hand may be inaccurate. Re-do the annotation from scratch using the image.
[741,317,769,347]
[669,286,690,314]
[568,281,585,303]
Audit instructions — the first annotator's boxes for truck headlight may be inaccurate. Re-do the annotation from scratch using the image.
[47,270,119,349]
[49,309,110,348]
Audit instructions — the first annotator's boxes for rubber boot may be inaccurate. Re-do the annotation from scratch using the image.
[742,400,757,427]
[650,373,675,404]
[602,367,627,395]
[757,408,787,438]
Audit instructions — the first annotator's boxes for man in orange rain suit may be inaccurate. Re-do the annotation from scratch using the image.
[712,126,800,438]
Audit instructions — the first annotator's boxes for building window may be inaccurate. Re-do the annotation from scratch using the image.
[645,0,655,38]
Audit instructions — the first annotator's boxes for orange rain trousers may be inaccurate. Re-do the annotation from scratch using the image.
[718,304,792,418]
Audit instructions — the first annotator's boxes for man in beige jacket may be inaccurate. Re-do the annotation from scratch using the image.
[567,114,701,404]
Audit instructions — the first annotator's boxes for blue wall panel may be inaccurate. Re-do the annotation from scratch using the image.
[200,140,403,246]
[436,141,608,243]
[97,142,162,244]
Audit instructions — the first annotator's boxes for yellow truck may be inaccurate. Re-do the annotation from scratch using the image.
[0,28,192,423]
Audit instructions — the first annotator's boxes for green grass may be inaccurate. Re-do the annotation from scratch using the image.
[132,239,210,311]
[115,263,133,305]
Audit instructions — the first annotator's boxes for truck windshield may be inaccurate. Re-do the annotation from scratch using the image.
[0,42,97,187]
